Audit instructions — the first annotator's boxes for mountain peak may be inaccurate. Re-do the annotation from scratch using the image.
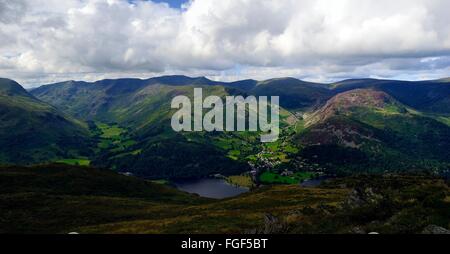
[150,75,214,86]
[256,77,330,90]
[0,78,32,97]
[326,89,395,109]
[306,89,402,126]
[258,77,304,85]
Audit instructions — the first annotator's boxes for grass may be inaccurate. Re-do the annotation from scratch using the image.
[227,150,241,160]
[93,122,138,154]
[283,145,299,154]
[210,132,262,162]
[131,149,142,155]
[294,119,306,133]
[97,123,125,139]
[259,171,315,185]
[56,158,91,166]
[76,186,348,234]
[151,179,170,185]
[0,164,345,234]
[436,116,450,127]
[1,164,449,234]
[0,84,91,165]
[98,139,112,149]
[226,175,254,188]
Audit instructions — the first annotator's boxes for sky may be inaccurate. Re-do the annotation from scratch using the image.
[1,0,450,87]
[151,0,187,9]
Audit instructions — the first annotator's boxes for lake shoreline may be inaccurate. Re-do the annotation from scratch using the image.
[173,178,249,199]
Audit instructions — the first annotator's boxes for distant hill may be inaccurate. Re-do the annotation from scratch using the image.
[31,77,253,178]
[331,79,450,114]
[251,78,333,110]
[0,78,91,164]
[32,76,450,115]
[30,76,254,121]
[298,89,450,173]
[0,78,32,97]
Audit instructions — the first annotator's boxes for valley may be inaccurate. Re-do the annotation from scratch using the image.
[3,75,450,181]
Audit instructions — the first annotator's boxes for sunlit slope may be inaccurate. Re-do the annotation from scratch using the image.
[0,78,91,164]
[332,79,450,114]
[297,89,450,173]
[90,85,254,178]
[251,78,333,110]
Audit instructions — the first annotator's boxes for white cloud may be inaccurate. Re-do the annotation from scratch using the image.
[0,0,450,87]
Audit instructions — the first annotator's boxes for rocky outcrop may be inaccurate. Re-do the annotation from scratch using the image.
[246,214,287,234]
[344,187,384,210]
[422,225,450,234]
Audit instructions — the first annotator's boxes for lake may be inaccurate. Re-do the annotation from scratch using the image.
[174,178,249,199]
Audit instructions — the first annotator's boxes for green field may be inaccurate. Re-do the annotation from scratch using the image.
[226,175,254,188]
[259,171,315,185]
[151,179,170,185]
[93,122,137,153]
[97,123,125,139]
[56,158,91,166]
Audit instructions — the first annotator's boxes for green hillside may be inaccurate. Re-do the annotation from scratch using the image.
[297,89,450,173]
[0,78,91,165]
[32,79,259,178]
[91,85,254,178]
[332,79,450,114]
[251,78,333,110]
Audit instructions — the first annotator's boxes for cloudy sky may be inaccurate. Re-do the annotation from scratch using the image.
[1,0,450,87]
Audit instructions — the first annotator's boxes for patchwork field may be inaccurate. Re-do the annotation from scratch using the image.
[259,171,316,185]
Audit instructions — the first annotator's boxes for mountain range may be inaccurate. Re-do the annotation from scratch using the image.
[1,75,449,178]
